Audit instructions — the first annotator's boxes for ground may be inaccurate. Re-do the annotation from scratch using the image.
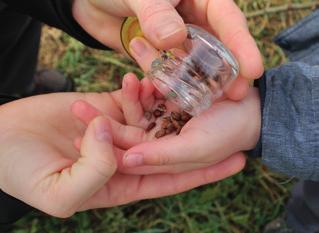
[4,0,318,232]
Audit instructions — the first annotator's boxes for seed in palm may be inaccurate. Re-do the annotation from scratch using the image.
[146,122,156,132]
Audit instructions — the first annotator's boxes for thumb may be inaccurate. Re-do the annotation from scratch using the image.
[78,116,117,188]
[128,0,187,49]
[47,116,117,217]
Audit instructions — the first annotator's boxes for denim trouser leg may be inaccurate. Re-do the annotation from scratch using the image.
[286,181,319,233]
[267,9,319,233]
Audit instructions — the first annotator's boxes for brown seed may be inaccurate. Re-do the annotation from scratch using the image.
[187,31,193,39]
[167,123,176,131]
[146,122,156,132]
[181,111,192,121]
[153,109,164,118]
[161,118,171,129]
[179,120,187,127]
[144,111,152,121]
[171,111,181,121]
[157,103,167,113]
[176,126,182,135]
[172,119,180,129]
[165,127,175,134]
[155,129,166,138]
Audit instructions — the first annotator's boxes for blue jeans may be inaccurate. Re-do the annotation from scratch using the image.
[286,181,319,233]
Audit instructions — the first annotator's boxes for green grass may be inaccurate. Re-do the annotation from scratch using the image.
[3,1,317,232]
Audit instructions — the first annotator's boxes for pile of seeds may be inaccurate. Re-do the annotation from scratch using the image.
[145,103,192,138]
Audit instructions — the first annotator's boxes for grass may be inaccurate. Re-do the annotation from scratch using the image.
[3,0,318,232]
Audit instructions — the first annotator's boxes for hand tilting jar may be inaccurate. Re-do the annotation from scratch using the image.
[121,18,239,116]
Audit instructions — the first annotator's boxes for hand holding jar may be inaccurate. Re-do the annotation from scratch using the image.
[116,2,264,173]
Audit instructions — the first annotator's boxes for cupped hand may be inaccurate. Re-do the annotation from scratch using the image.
[0,92,245,218]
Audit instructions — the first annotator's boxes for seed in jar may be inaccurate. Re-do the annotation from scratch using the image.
[146,122,156,132]
[153,109,164,118]
[155,129,166,138]
[187,68,196,77]
[194,75,205,82]
[171,111,181,121]
[157,103,167,113]
[144,111,152,121]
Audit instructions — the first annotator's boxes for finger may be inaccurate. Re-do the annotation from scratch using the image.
[80,153,246,209]
[207,0,264,80]
[127,0,187,49]
[71,100,101,125]
[225,76,250,101]
[119,159,211,175]
[74,138,128,174]
[135,153,246,199]
[71,100,147,148]
[122,132,210,167]
[121,73,146,126]
[140,78,156,110]
[129,37,159,72]
[122,113,243,167]
[43,117,117,217]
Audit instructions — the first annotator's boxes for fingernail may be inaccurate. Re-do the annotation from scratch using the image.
[95,118,112,142]
[156,21,184,40]
[123,153,144,167]
[129,38,147,57]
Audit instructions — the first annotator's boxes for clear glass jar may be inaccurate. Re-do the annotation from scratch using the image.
[121,18,239,116]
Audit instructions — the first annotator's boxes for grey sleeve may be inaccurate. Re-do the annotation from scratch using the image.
[261,62,319,181]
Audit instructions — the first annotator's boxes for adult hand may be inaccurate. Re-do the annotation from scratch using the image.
[128,0,264,100]
[73,0,263,99]
[72,0,187,52]
[0,92,245,218]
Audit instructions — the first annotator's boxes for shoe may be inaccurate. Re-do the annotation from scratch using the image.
[263,216,295,233]
[24,69,75,96]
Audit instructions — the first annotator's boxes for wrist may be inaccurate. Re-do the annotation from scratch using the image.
[242,88,262,152]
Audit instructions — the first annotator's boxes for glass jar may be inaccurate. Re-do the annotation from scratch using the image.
[121,18,239,116]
